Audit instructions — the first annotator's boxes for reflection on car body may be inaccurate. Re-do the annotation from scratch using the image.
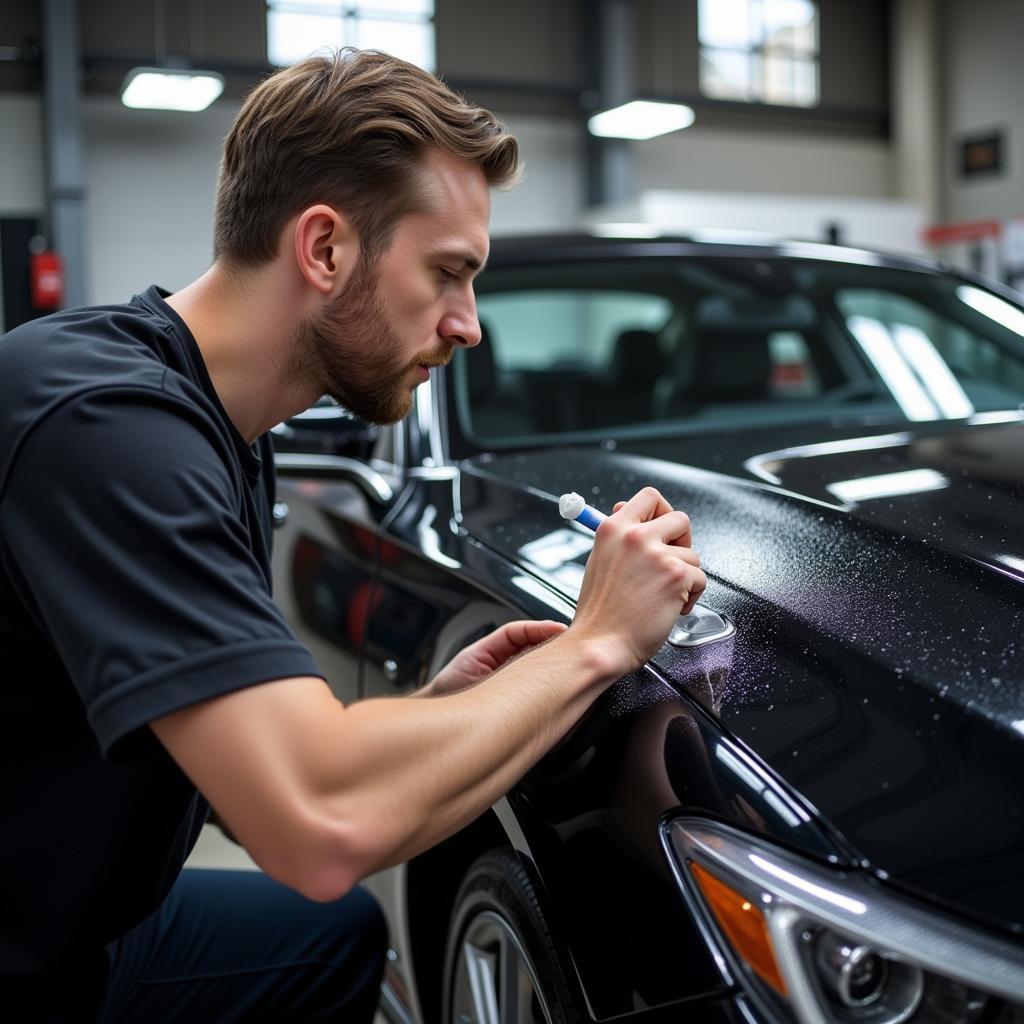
[271,235,1024,1024]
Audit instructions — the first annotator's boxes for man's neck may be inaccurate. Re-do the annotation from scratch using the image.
[165,263,320,443]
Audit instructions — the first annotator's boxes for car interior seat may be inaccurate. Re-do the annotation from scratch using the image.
[588,328,664,428]
[661,328,773,419]
[660,292,823,420]
[695,329,773,402]
[462,321,535,441]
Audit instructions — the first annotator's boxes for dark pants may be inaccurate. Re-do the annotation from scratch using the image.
[99,869,387,1023]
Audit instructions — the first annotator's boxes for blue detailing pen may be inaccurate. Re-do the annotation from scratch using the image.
[558,491,735,649]
[558,492,606,531]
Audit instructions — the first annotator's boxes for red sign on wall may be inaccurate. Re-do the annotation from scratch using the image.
[30,250,64,309]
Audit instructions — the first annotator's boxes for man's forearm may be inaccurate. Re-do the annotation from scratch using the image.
[310,628,620,875]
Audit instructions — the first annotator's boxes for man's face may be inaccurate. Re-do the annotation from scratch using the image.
[294,151,491,425]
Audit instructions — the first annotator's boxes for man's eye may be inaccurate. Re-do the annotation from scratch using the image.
[440,268,459,282]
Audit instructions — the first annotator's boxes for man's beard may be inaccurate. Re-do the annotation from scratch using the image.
[291,257,451,426]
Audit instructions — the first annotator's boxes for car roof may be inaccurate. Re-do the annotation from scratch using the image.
[487,230,948,276]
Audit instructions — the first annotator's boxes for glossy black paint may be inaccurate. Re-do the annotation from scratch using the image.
[272,236,1024,1023]
[460,447,1024,935]
[629,417,1024,583]
[356,527,844,1015]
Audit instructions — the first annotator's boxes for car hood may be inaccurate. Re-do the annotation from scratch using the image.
[457,420,1024,935]
[635,415,1024,584]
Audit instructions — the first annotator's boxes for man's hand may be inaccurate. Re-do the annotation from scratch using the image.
[424,620,567,697]
[569,487,706,679]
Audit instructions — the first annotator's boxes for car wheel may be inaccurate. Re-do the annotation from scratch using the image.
[443,848,581,1024]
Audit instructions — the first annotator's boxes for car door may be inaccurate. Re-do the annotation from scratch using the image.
[270,400,402,703]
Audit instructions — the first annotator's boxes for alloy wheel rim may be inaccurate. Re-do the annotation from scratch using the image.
[450,910,554,1024]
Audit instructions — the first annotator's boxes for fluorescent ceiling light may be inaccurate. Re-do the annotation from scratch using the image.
[120,67,224,111]
[588,100,695,140]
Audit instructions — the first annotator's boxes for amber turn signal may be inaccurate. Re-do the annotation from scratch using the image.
[690,861,788,997]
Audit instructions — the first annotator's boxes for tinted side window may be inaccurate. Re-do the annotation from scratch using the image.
[463,290,671,439]
[836,289,1024,417]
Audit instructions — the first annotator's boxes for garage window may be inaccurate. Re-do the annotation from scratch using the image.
[267,1,435,71]
[698,0,818,107]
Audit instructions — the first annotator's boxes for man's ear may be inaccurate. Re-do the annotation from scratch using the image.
[293,205,360,296]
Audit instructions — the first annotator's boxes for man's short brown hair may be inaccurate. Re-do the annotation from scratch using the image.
[214,48,520,267]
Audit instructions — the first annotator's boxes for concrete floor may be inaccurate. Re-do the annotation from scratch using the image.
[184,823,259,870]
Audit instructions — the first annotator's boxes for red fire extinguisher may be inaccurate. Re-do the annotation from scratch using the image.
[30,248,64,310]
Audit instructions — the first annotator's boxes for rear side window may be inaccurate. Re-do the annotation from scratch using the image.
[456,289,672,440]
[836,289,1024,420]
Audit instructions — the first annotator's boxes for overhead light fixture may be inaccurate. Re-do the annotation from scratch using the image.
[588,100,695,140]
[120,67,224,112]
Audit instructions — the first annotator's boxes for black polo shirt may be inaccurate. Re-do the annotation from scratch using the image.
[0,287,322,1020]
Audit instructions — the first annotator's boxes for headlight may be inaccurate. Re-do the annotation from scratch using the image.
[664,818,1024,1024]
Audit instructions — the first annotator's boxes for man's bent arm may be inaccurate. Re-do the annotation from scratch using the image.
[152,487,706,902]
[152,631,617,901]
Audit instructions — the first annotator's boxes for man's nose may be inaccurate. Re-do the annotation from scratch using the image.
[441,291,482,348]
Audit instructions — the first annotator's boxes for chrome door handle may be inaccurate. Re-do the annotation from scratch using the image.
[667,604,734,647]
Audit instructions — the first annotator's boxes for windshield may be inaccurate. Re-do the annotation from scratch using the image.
[452,255,1024,446]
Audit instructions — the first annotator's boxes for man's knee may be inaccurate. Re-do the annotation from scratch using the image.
[309,885,388,1020]
[341,885,389,967]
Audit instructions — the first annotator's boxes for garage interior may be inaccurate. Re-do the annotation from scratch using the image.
[2,0,1022,1017]
[2,0,1023,330]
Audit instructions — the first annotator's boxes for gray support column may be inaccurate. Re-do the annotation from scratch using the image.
[42,0,87,308]
[583,0,635,207]
[891,0,943,226]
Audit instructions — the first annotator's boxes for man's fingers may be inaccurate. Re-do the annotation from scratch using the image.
[614,487,674,524]
[680,568,708,615]
[609,489,694,548]
[647,510,693,549]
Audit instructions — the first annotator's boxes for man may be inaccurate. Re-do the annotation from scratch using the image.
[0,49,706,1022]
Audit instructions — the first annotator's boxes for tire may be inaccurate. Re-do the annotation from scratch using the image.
[442,848,582,1024]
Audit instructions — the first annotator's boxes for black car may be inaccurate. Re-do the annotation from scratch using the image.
[270,234,1024,1024]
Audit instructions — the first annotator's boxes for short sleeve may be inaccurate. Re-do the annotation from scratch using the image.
[0,386,323,757]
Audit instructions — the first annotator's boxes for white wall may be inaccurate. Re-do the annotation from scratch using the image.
[633,126,893,199]
[943,0,1024,225]
[0,100,582,304]
[490,116,581,236]
[82,96,235,303]
[0,95,45,330]
[3,98,896,308]
[84,106,584,299]
[0,95,45,215]
[585,190,925,255]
